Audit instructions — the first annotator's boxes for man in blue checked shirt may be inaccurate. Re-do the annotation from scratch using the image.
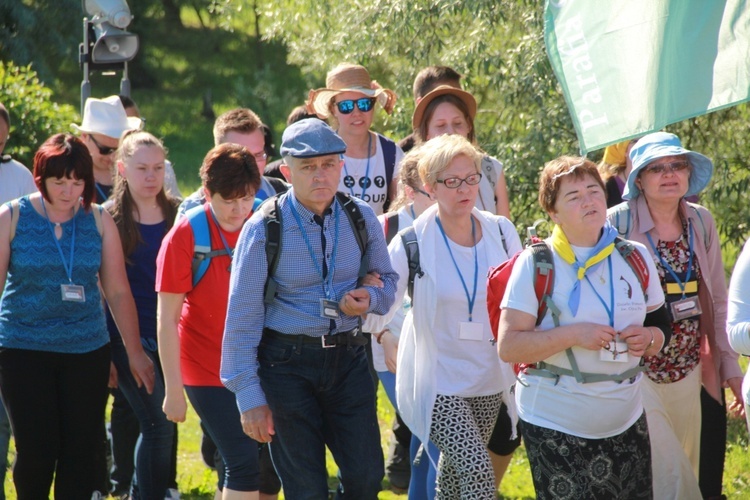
[221,118,398,499]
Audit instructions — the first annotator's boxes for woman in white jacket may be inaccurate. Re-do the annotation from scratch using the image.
[366,134,520,499]
[726,238,750,433]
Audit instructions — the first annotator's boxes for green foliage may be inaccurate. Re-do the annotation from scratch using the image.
[257,0,574,232]
[0,61,79,168]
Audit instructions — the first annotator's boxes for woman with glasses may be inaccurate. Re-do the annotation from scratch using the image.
[366,134,521,498]
[308,63,402,216]
[499,155,667,500]
[607,132,744,500]
[412,85,510,218]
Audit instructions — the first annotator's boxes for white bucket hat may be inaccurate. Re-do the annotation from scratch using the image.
[71,95,142,139]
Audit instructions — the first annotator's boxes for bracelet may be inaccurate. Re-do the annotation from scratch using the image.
[648,327,655,349]
[374,329,389,344]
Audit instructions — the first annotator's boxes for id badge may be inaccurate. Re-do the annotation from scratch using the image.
[670,296,702,321]
[600,337,629,363]
[320,298,340,319]
[61,284,86,303]
[459,321,484,341]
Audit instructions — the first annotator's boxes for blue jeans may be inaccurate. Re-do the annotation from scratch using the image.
[185,385,260,491]
[111,337,174,500]
[378,370,437,500]
[259,334,384,500]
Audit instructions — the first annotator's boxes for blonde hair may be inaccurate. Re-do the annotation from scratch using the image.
[387,146,426,213]
[417,134,482,188]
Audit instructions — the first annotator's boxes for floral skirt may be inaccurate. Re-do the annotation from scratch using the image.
[522,413,652,500]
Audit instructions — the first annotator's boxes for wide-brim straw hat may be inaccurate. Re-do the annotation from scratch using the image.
[307,64,397,118]
[623,131,713,200]
[71,95,142,139]
[411,85,477,130]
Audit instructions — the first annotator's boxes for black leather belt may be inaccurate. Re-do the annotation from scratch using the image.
[263,327,367,348]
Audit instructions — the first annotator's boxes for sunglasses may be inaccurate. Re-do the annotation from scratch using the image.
[436,172,482,189]
[643,160,689,175]
[89,135,117,156]
[335,98,377,115]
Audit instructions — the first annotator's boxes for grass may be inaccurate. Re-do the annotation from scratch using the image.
[3,378,747,499]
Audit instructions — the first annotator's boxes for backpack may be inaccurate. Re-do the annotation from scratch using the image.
[481,156,499,194]
[487,233,652,383]
[378,135,397,211]
[261,191,369,305]
[398,219,508,302]
[186,199,263,288]
[265,176,290,196]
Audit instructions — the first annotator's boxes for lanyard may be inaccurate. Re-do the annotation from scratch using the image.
[342,132,372,199]
[646,220,694,299]
[583,256,615,327]
[436,216,478,321]
[41,198,76,283]
[209,206,234,270]
[288,199,340,300]
[95,183,109,203]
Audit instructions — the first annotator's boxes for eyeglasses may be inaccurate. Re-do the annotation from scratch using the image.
[253,151,268,162]
[436,172,482,189]
[335,98,377,115]
[89,135,117,156]
[413,186,432,199]
[644,160,689,175]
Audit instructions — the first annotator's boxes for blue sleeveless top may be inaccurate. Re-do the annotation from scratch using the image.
[106,220,167,346]
[0,196,108,353]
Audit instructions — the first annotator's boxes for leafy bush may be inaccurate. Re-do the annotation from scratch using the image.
[0,61,79,168]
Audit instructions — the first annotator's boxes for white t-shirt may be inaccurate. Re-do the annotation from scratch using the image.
[0,158,37,204]
[501,240,664,438]
[433,235,505,396]
[339,135,403,216]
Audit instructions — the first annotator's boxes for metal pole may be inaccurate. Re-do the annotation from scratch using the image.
[119,61,131,97]
[80,18,91,116]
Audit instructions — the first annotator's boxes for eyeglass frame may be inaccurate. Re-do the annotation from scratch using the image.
[642,160,690,176]
[88,134,117,156]
[435,172,483,189]
[334,98,377,115]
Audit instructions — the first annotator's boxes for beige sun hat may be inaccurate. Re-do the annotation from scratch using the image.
[71,95,142,139]
[412,85,477,130]
[307,64,397,118]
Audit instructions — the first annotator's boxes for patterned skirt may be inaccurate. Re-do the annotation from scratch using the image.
[522,413,652,500]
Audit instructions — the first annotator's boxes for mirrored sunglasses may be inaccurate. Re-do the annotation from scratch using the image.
[335,98,377,115]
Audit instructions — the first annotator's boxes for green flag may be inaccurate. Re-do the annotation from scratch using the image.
[545,0,750,154]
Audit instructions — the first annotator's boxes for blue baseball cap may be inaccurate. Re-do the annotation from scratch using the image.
[280,118,347,158]
[623,132,713,200]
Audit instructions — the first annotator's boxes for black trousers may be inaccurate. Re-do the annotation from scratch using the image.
[699,387,727,498]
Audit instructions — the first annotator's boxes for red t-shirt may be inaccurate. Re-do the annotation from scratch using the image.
[155,204,242,386]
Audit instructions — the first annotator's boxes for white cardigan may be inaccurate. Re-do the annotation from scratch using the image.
[364,204,521,457]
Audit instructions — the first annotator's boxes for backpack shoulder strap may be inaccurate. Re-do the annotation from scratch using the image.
[384,212,400,245]
[689,205,709,252]
[613,237,650,301]
[400,226,423,301]
[481,156,498,190]
[611,203,632,238]
[336,192,369,281]
[266,176,290,195]
[261,197,283,304]
[530,242,558,327]
[8,199,19,242]
[497,219,508,255]
[379,134,397,211]
[187,207,229,288]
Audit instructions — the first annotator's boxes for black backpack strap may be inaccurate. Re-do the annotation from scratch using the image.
[497,220,508,255]
[379,134,397,211]
[384,212,400,245]
[266,176,290,195]
[335,192,369,281]
[400,227,423,301]
[262,197,283,305]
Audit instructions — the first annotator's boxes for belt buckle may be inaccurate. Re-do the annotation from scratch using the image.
[321,335,335,349]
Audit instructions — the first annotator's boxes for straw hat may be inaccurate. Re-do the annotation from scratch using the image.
[307,64,397,118]
[71,95,142,139]
[623,132,713,200]
[411,85,477,130]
